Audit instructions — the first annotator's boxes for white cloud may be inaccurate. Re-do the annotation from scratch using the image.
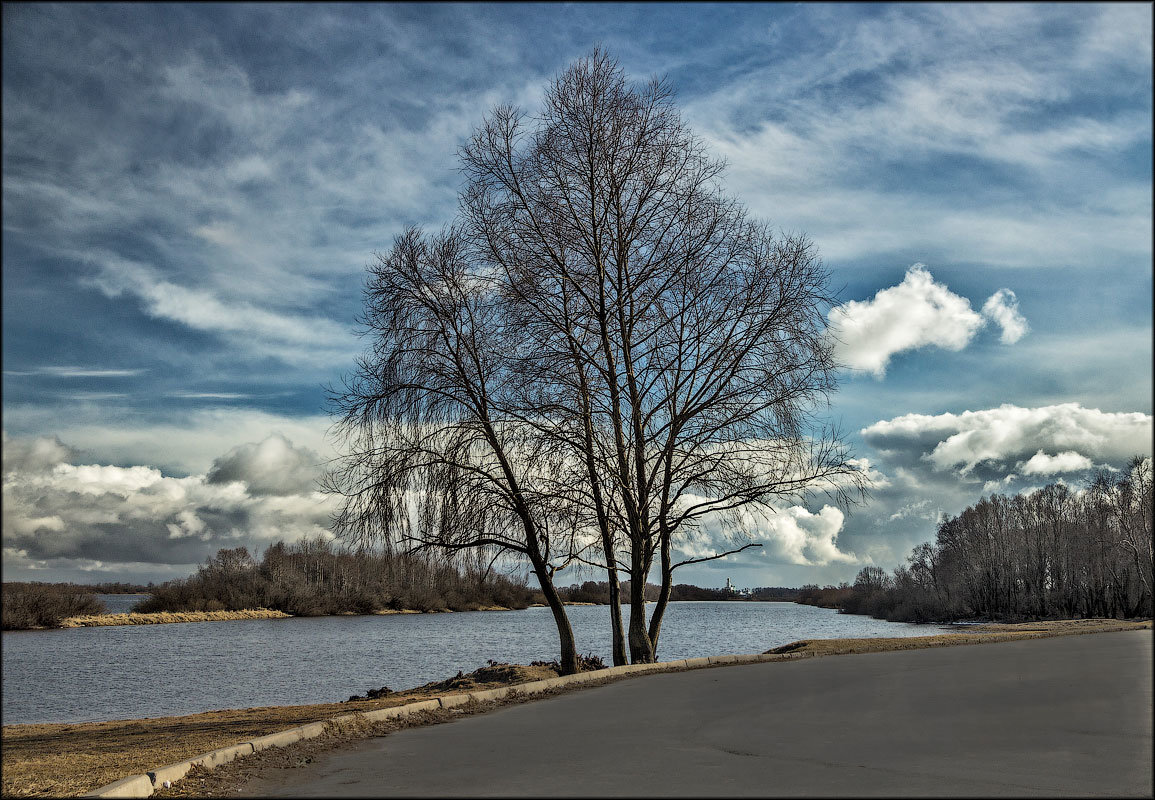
[1,433,337,573]
[677,501,860,568]
[686,5,1152,269]
[845,458,891,490]
[84,255,356,367]
[1,433,76,475]
[206,434,323,496]
[863,403,1152,476]
[887,499,941,523]
[828,264,986,376]
[168,392,255,400]
[1017,450,1093,476]
[2,366,145,378]
[981,289,1029,344]
[762,505,859,566]
[1,407,335,477]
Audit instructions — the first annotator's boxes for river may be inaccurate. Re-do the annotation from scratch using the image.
[2,600,934,725]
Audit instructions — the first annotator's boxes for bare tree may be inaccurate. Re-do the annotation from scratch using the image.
[325,227,585,673]
[460,50,864,662]
[840,459,1154,623]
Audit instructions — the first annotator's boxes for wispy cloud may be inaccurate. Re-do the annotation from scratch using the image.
[82,254,356,367]
[683,4,1152,268]
[4,367,145,378]
[167,392,255,401]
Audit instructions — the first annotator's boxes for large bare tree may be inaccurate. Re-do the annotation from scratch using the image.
[459,50,865,662]
[325,227,586,673]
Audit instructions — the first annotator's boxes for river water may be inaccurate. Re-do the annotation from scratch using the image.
[96,593,151,614]
[2,600,933,725]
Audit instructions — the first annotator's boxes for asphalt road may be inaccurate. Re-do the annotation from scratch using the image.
[242,630,1153,797]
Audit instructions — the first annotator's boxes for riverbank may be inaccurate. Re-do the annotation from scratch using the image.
[3,618,1147,797]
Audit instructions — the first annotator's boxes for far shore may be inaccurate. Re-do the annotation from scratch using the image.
[46,601,626,629]
[51,605,516,629]
[20,599,1150,630]
[2,618,1148,798]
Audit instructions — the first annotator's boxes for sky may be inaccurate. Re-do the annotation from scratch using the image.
[3,2,1152,590]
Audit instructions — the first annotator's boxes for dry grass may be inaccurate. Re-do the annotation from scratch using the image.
[2,618,1149,797]
[762,618,1151,659]
[58,609,292,628]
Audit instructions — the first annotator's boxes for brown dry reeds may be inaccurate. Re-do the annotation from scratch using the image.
[59,609,291,627]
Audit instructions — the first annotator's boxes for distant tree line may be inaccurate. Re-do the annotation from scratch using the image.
[549,581,800,604]
[1,583,106,629]
[77,581,155,594]
[799,458,1153,622]
[134,537,535,616]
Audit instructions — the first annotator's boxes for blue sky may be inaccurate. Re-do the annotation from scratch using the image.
[3,3,1152,588]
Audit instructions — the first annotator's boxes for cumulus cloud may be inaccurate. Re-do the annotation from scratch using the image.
[206,433,323,496]
[981,288,1029,344]
[1,433,336,574]
[762,505,859,566]
[1,407,335,478]
[1017,450,1093,476]
[678,501,860,568]
[863,403,1152,477]
[1,432,76,475]
[828,265,987,376]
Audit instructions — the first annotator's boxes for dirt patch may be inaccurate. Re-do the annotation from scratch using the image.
[759,618,1151,659]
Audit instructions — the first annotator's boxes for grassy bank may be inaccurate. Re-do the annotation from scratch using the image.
[2,618,1148,798]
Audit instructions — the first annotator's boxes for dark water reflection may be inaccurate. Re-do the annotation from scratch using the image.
[2,601,932,725]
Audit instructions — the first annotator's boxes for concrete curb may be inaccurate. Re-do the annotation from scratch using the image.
[84,651,767,797]
[147,742,254,788]
[83,773,154,798]
[248,721,327,752]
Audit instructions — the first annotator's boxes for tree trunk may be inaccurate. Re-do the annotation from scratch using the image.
[533,563,579,674]
[627,545,655,663]
[646,524,674,658]
[602,545,627,666]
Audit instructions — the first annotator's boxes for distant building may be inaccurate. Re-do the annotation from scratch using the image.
[725,577,735,593]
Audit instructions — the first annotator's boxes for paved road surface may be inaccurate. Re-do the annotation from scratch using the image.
[243,630,1153,797]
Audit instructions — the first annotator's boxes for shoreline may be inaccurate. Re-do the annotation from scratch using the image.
[38,605,520,630]
[2,618,1148,798]
[33,599,745,629]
